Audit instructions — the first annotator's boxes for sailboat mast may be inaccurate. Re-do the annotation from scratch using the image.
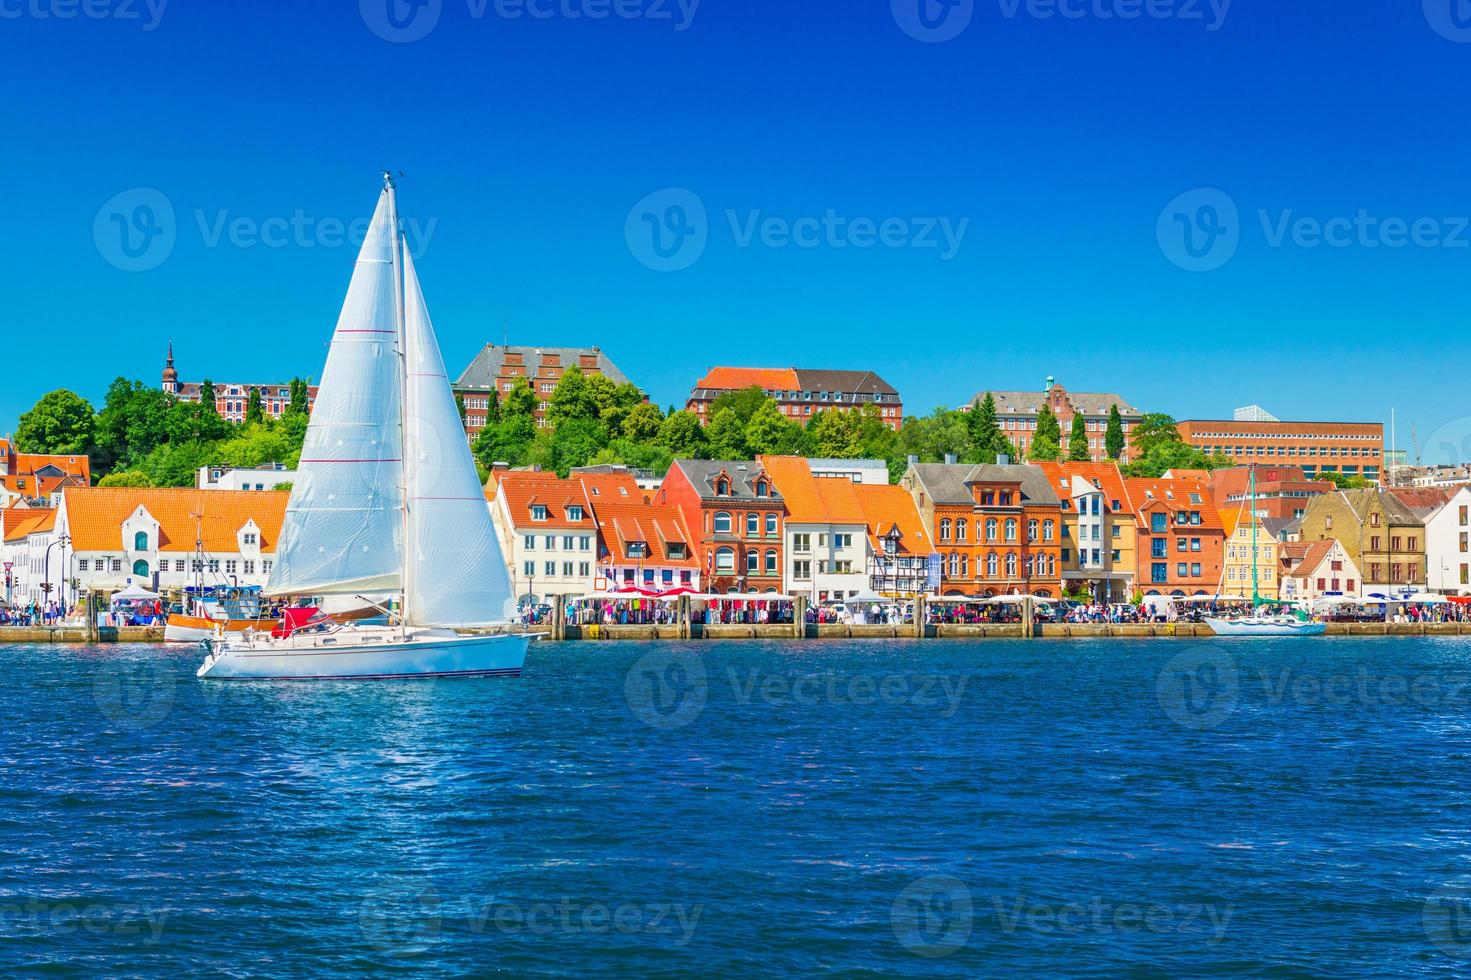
[385,171,410,632]
[1250,464,1260,606]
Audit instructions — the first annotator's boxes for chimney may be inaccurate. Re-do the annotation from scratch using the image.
[996,454,1010,466]
[492,462,509,471]
[944,453,958,465]
[907,454,919,465]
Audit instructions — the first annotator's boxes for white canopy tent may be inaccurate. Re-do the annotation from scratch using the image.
[109,583,160,602]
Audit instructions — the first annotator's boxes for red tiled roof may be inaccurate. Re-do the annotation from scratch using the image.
[854,483,930,555]
[589,497,698,567]
[496,472,594,531]
[696,367,800,391]
[759,456,866,525]
[61,488,286,553]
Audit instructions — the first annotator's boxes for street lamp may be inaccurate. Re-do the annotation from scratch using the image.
[42,534,70,614]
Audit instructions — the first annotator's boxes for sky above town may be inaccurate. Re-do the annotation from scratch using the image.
[3,1,1468,461]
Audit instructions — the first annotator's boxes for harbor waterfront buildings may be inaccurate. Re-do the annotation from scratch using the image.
[5,488,287,604]
[1127,472,1226,596]
[453,344,634,435]
[1033,461,1138,603]
[1177,418,1386,483]
[657,460,787,594]
[761,456,875,603]
[901,461,1063,598]
[1296,488,1435,595]
[969,378,1143,463]
[0,439,90,504]
[162,344,318,423]
[487,469,601,602]
[1279,539,1362,603]
[687,367,904,431]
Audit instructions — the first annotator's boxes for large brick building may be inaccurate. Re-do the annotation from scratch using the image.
[1176,418,1385,483]
[901,461,1063,597]
[687,367,903,431]
[970,378,1142,463]
[454,344,634,435]
[657,459,786,594]
[1126,472,1226,596]
[162,344,318,423]
[1207,465,1334,523]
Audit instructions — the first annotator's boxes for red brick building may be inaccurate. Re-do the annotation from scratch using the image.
[1127,473,1226,595]
[454,344,635,435]
[901,462,1063,597]
[162,344,318,423]
[687,367,903,431]
[1177,419,1386,483]
[1207,465,1333,524]
[657,459,785,594]
[972,377,1142,462]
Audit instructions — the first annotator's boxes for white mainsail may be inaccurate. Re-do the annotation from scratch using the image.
[400,245,515,626]
[265,190,405,597]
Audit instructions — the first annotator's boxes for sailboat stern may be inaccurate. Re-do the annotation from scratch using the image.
[196,628,531,680]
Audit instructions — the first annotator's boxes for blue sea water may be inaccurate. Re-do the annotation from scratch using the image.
[4,638,1471,977]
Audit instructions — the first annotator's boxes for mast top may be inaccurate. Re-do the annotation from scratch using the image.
[382,170,395,190]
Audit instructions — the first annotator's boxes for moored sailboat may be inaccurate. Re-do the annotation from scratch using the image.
[198,175,530,680]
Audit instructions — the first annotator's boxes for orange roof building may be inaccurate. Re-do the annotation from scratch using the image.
[0,440,91,502]
[582,487,700,594]
[56,487,287,592]
[1125,472,1226,596]
[489,472,599,601]
[761,455,872,601]
[854,482,933,596]
[1,506,59,604]
[687,366,903,431]
[1032,461,1138,602]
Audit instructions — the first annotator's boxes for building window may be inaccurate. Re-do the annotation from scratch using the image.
[985,518,998,541]
[132,559,148,577]
[794,560,812,581]
[955,518,967,541]
[243,533,257,545]
[765,550,777,574]
[715,547,736,573]
[939,518,951,541]
[766,513,778,535]
[531,505,548,521]
[243,560,255,575]
[1006,553,1017,577]
[987,553,998,577]
[746,550,759,574]
[567,506,584,521]
[1027,519,1038,542]
[713,512,732,534]
[134,531,148,551]
[746,513,759,536]
[1044,520,1055,542]
[793,533,811,553]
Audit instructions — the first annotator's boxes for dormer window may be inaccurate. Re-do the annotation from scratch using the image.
[755,480,768,497]
[243,533,257,545]
[625,542,649,559]
[716,479,731,496]
[668,543,688,560]
[531,504,549,521]
[134,531,149,550]
[567,505,584,521]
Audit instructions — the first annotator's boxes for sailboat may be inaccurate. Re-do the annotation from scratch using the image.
[1205,464,1324,637]
[197,175,532,680]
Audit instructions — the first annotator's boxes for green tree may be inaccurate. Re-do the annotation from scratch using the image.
[140,441,215,488]
[622,403,665,443]
[472,378,538,469]
[1105,404,1125,460]
[94,378,173,472]
[706,408,749,459]
[245,387,264,425]
[198,379,219,416]
[965,392,1015,463]
[547,417,607,475]
[454,392,467,424]
[15,389,95,455]
[272,481,294,492]
[656,411,706,458]
[1028,405,1062,461]
[97,470,153,488]
[547,367,599,429]
[165,400,232,444]
[1129,412,1183,457]
[709,386,770,428]
[1068,413,1089,462]
[216,423,296,469]
[502,376,537,419]
[286,378,310,416]
[744,399,795,456]
[809,410,865,458]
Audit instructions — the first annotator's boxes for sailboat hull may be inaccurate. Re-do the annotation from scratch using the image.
[1205,617,1326,637]
[196,626,532,680]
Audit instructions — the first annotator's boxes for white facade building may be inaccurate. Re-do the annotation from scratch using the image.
[1425,486,1471,595]
[489,473,600,603]
[197,464,295,492]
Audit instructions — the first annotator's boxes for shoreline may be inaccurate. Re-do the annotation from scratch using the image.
[4,622,1471,644]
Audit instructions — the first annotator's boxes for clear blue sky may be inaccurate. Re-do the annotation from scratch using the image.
[3,1,1468,460]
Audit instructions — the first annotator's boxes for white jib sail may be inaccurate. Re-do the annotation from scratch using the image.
[265,189,405,597]
[400,244,515,626]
